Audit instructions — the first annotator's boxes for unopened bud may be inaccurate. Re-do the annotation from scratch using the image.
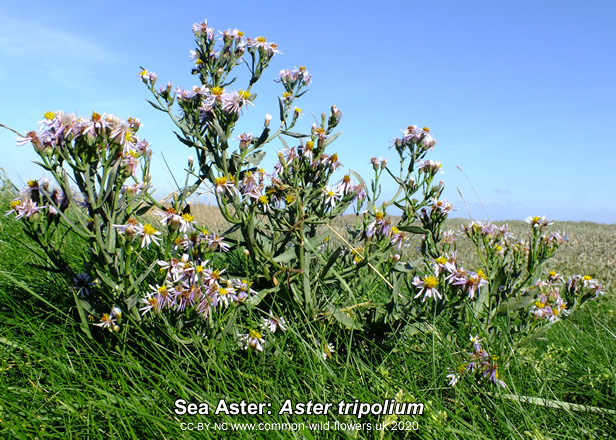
[264,114,272,128]
[188,156,194,168]
[370,157,379,171]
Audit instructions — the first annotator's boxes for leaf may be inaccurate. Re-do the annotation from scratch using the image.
[278,96,285,122]
[498,294,536,314]
[145,99,165,112]
[393,259,422,273]
[319,246,343,279]
[125,293,140,310]
[326,305,362,330]
[95,268,119,291]
[174,132,201,149]
[254,127,270,148]
[281,131,309,139]
[245,150,266,167]
[273,246,297,264]
[398,224,429,234]
[278,136,289,150]
[71,282,93,339]
[126,259,159,296]
[209,119,229,148]
[246,286,276,307]
[323,130,342,148]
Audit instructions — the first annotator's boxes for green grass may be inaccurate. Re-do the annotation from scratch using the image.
[2,197,615,439]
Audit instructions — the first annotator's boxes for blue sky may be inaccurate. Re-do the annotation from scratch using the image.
[1,1,615,223]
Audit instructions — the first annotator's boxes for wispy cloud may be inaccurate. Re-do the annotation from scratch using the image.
[0,15,114,63]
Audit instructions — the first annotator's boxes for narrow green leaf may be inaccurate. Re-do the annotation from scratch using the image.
[323,130,342,148]
[245,150,266,166]
[398,224,429,234]
[281,131,309,139]
[145,99,164,112]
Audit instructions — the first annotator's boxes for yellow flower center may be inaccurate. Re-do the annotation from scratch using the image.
[259,195,268,204]
[423,276,438,289]
[142,224,157,236]
[211,86,224,96]
[477,269,487,280]
[182,213,194,222]
[249,329,262,339]
[44,111,55,120]
[436,256,447,265]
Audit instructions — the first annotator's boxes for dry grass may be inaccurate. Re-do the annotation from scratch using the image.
[186,203,616,293]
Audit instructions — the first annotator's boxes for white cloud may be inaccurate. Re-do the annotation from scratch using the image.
[0,15,114,63]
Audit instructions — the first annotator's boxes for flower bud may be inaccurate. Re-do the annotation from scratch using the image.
[188,156,194,168]
[370,157,379,171]
[264,113,272,127]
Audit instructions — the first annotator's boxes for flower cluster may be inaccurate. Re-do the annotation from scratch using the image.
[393,125,437,152]
[412,254,489,303]
[277,66,312,90]
[173,84,254,117]
[20,111,148,161]
[525,272,604,322]
[447,335,506,388]
[113,219,162,249]
[141,247,256,319]
[268,142,365,212]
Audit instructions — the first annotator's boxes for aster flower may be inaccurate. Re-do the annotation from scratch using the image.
[139,223,162,248]
[446,371,460,387]
[12,199,46,220]
[214,174,238,196]
[524,216,553,228]
[431,198,453,215]
[323,186,341,209]
[222,90,254,115]
[206,233,230,252]
[113,219,140,241]
[322,342,335,360]
[140,294,160,315]
[95,313,117,329]
[262,313,287,333]
[389,227,407,250]
[239,329,265,352]
[73,272,96,297]
[233,279,257,299]
[412,275,442,302]
[451,270,488,300]
[417,160,443,174]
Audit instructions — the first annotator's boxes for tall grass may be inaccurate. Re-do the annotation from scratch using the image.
[2,190,615,439]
